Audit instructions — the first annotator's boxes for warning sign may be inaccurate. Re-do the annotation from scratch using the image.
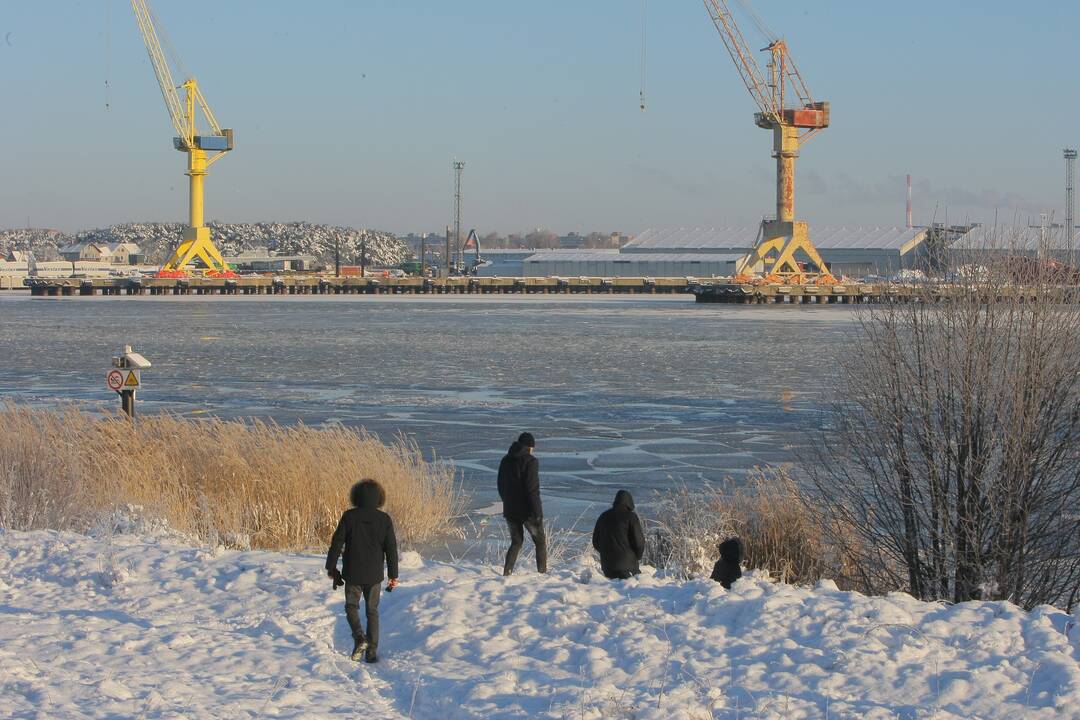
[106,370,124,392]
[106,369,140,392]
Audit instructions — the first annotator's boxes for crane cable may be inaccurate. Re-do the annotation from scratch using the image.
[639,0,647,111]
[104,0,111,110]
[733,0,777,43]
[147,1,189,83]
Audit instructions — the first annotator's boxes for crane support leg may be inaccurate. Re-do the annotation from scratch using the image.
[733,221,836,285]
[159,147,230,275]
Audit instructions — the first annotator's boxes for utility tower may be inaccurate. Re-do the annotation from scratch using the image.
[1065,149,1076,244]
[452,160,465,271]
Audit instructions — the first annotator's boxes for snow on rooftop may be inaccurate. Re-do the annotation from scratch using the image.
[950,225,1080,251]
[1,528,1076,718]
[628,226,925,251]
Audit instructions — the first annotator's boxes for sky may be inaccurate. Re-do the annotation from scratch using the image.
[2,0,1078,235]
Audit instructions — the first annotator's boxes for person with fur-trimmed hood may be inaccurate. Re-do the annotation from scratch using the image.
[710,537,744,589]
[326,479,398,663]
[592,490,646,580]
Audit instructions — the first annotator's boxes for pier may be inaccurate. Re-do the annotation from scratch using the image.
[19,276,1080,304]
[24,276,698,297]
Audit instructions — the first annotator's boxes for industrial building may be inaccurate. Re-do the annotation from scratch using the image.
[223,249,318,272]
[476,226,930,279]
[946,225,1079,266]
[625,227,930,278]
[521,250,739,278]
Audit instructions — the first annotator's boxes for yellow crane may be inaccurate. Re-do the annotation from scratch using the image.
[130,0,234,277]
[703,0,835,284]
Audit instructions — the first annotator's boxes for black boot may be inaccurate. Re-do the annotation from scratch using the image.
[350,636,367,662]
[364,645,378,663]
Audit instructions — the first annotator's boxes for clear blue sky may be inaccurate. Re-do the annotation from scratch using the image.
[2,1,1076,234]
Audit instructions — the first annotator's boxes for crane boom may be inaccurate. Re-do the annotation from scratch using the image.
[130,0,187,142]
[702,0,773,120]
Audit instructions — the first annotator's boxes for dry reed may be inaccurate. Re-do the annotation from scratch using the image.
[726,467,861,588]
[646,467,863,589]
[0,404,463,549]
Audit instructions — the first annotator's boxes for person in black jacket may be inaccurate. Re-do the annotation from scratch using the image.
[497,432,547,576]
[592,490,646,580]
[325,479,399,663]
[710,537,744,589]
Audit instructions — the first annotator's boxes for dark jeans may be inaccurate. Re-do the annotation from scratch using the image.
[344,583,381,647]
[504,517,548,575]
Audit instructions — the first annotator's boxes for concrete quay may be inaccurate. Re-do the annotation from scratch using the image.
[24,275,699,297]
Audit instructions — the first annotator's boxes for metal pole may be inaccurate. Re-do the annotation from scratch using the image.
[1065,149,1076,247]
[420,233,427,276]
[121,390,135,419]
[453,160,465,272]
[445,224,451,277]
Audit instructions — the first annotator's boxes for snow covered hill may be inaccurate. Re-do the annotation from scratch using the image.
[1,528,1077,719]
[0,223,409,267]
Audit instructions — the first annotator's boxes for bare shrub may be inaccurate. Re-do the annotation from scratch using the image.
[813,234,1080,610]
[644,483,735,579]
[0,404,464,549]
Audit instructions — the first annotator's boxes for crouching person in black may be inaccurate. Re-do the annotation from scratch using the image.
[592,490,646,580]
[326,479,399,663]
[711,537,743,589]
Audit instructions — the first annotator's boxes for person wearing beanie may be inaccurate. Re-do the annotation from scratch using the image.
[497,432,547,575]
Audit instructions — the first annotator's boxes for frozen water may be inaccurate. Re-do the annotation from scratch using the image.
[0,293,856,523]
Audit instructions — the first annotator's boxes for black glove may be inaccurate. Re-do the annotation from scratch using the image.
[328,568,343,589]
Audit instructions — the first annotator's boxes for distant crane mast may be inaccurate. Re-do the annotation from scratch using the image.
[130,0,235,276]
[702,0,834,283]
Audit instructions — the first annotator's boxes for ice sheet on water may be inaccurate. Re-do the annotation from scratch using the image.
[0,296,846,523]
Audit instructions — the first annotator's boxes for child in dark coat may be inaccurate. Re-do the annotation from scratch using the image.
[710,537,744,589]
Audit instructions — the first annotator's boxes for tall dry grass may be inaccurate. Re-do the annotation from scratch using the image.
[645,467,864,590]
[0,404,463,549]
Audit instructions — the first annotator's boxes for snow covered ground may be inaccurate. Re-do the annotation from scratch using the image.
[1,527,1078,719]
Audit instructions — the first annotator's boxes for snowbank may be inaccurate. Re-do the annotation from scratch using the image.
[0,529,1076,719]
